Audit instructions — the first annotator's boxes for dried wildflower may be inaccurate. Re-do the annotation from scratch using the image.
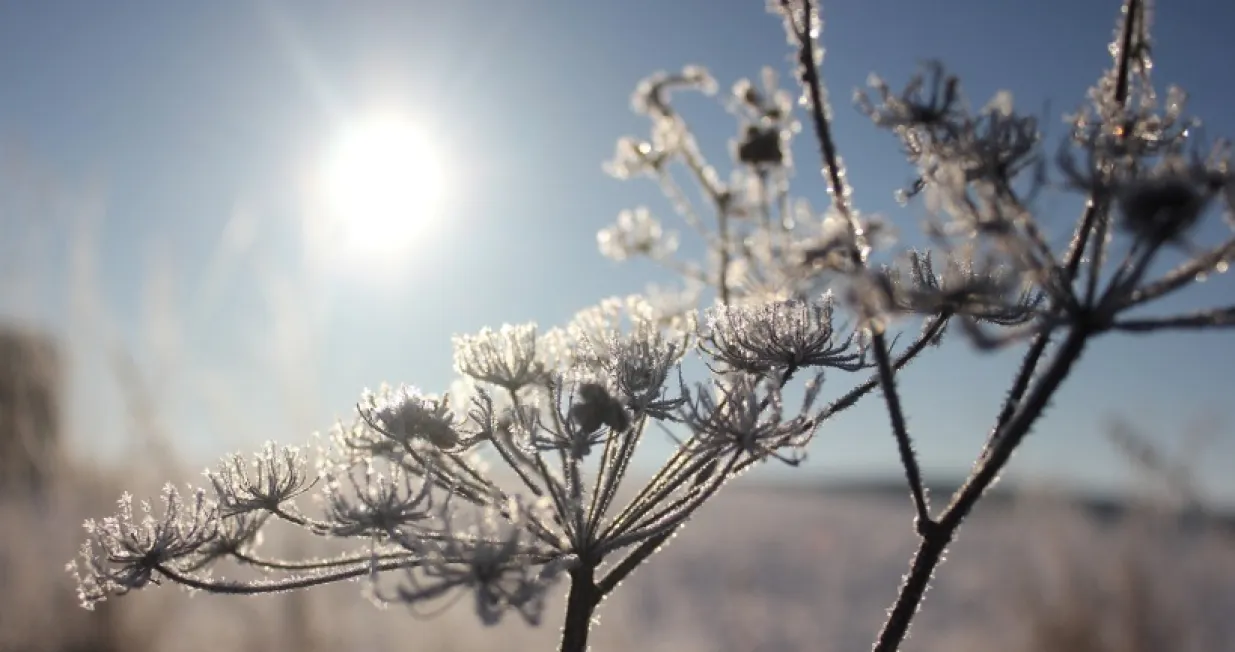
[889,249,1042,326]
[855,62,960,130]
[566,296,691,418]
[568,382,630,436]
[503,380,627,460]
[597,207,680,262]
[364,385,462,450]
[68,4,1235,652]
[378,499,567,626]
[453,324,549,392]
[701,294,867,375]
[729,67,799,170]
[678,372,821,465]
[207,443,315,516]
[859,63,1040,217]
[1114,161,1224,249]
[323,464,435,539]
[70,485,219,609]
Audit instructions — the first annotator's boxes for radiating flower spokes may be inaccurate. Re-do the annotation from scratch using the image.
[677,372,822,466]
[361,384,464,451]
[701,294,868,375]
[597,207,680,262]
[322,462,437,540]
[564,295,692,418]
[887,248,1043,327]
[526,379,627,459]
[374,497,570,626]
[207,442,316,517]
[453,323,553,393]
[70,484,220,609]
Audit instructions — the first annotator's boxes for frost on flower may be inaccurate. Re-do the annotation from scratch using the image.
[374,498,569,627]
[207,442,315,517]
[796,208,893,273]
[728,66,799,170]
[322,462,436,539]
[364,385,462,450]
[631,65,718,118]
[70,485,220,609]
[604,137,667,180]
[678,372,822,466]
[597,207,679,261]
[453,323,551,392]
[701,295,868,375]
[562,296,692,418]
[857,62,1040,229]
[886,248,1042,326]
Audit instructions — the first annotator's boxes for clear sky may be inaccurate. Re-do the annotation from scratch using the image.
[2,0,1233,504]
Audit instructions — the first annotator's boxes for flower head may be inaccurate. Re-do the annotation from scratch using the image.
[678,372,822,466]
[376,498,568,626]
[365,385,461,450]
[701,295,868,375]
[453,324,550,392]
[70,485,220,609]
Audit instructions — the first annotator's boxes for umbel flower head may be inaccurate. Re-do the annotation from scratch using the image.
[69,485,220,609]
[365,385,461,450]
[701,294,869,375]
[374,497,571,627]
[453,323,551,392]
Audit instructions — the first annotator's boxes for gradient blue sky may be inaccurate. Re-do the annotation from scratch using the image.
[2,0,1233,504]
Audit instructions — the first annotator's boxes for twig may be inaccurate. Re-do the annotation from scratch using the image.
[870,331,934,534]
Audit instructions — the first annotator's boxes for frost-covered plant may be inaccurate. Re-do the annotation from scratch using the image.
[69,295,864,652]
[601,0,1232,649]
[70,0,1235,650]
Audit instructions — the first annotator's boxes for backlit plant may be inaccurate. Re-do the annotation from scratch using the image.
[71,0,1234,650]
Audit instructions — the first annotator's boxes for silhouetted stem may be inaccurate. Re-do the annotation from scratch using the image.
[559,565,601,652]
[820,315,948,420]
[872,326,1090,652]
[870,331,933,532]
[784,0,852,222]
[718,208,733,305]
[976,329,1052,461]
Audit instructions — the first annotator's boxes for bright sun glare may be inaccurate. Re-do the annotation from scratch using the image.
[317,113,447,263]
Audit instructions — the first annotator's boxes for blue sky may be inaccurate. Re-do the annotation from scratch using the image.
[2,0,1233,504]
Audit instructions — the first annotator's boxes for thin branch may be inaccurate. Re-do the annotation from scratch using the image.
[976,328,1053,461]
[155,557,423,596]
[782,0,852,221]
[1119,236,1235,309]
[718,208,734,305]
[870,331,933,533]
[873,325,1091,651]
[596,454,738,596]
[819,313,949,420]
[1112,306,1235,332]
[230,549,418,572]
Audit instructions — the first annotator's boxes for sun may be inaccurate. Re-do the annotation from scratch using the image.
[316,112,447,261]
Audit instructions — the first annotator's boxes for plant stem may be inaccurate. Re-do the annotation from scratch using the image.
[718,207,733,306]
[559,564,601,652]
[870,331,933,532]
[871,325,1090,652]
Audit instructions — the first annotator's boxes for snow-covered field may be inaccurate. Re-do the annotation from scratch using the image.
[6,482,1234,652]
